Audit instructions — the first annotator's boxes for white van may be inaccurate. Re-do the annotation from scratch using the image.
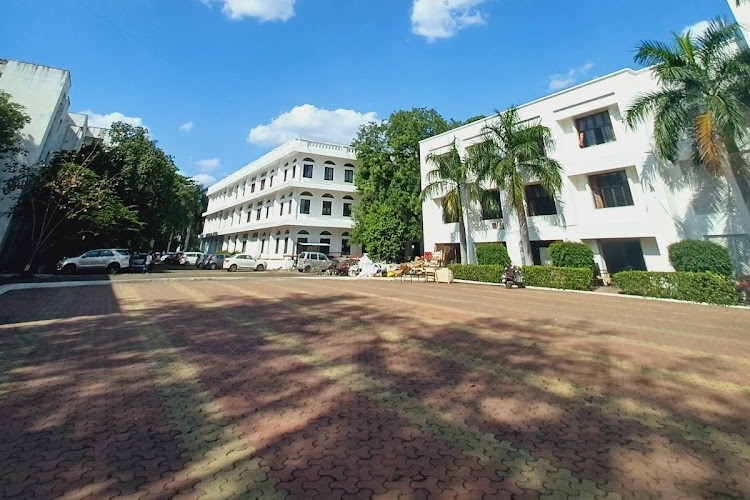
[183,252,203,265]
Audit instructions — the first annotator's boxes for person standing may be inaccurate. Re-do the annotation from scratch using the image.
[145,252,153,274]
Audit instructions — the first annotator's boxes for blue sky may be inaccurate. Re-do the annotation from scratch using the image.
[1,0,733,186]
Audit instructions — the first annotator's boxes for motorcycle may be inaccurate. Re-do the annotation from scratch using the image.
[502,265,525,288]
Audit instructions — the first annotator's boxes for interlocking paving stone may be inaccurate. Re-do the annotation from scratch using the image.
[1,277,748,498]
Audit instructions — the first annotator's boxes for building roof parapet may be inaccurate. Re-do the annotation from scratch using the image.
[207,138,356,195]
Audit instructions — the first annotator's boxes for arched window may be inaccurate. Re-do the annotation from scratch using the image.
[322,193,334,198]
[343,195,354,200]
[344,163,354,168]
[324,160,335,165]
[303,157,315,162]
[320,231,332,236]
[300,191,313,196]
[298,230,309,235]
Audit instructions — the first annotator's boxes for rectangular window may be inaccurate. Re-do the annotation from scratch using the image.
[320,238,331,246]
[322,201,332,215]
[246,211,252,223]
[269,175,273,187]
[288,200,292,214]
[256,208,262,220]
[342,239,350,255]
[576,110,616,148]
[590,170,634,208]
[251,182,256,193]
[284,237,289,254]
[300,199,311,214]
[260,179,266,190]
[260,238,265,254]
[279,202,284,216]
[303,164,313,178]
[343,202,352,217]
[481,189,503,220]
[525,184,557,216]
[284,170,288,181]
[324,166,334,181]
[275,238,281,253]
[265,206,270,218]
[345,169,354,183]
[292,165,297,179]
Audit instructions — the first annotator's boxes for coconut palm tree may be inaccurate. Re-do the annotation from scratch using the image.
[472,106,563,266]
[421,140,481,264]
[625,19,750,190]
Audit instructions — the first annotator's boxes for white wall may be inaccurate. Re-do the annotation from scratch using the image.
[420,67,750,273]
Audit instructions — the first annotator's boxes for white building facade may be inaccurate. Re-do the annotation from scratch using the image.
[0,59,106,264]
[420,68,750,275]
[201,139,360,269]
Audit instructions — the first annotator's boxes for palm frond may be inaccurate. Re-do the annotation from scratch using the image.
[694,112,727,174]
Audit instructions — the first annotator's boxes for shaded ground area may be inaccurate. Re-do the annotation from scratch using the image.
[0,277,748,499]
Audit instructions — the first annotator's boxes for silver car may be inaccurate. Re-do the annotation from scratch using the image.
[296,251,334,273]
[57,248,130,274]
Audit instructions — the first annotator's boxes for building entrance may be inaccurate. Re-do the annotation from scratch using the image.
[599,239,646,274]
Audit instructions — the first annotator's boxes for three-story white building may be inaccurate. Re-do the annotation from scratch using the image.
[201,138,360,268]
[420,67,750,275]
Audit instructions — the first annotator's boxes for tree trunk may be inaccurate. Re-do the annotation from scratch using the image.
[457,214,468,264]
[184,225,191,251]
[515,200,533,266]
[459,183,475,264]
[165,229,174,253]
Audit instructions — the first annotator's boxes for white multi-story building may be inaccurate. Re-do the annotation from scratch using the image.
[201,138,360,268]
[0,59,106,265]
[419,67,750,275]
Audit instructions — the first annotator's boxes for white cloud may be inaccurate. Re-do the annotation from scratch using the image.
[547,61,595,92]
[682,20,711,38]
[411,0,487,42]
[79,110,147,130]
[196,158,221,172]
[179,121,194,133]
[201,0,295,21]
[191,173,217,187]
[247,104,378,147]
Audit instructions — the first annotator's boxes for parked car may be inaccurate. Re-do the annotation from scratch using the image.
[183,252,203,265]
[57,248,131,274]
[296,251,335,273]
[200,254,225,270]
[223,254,267,272]
[129,253,147,273]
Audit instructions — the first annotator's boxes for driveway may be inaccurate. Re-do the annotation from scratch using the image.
[1,278,748,498]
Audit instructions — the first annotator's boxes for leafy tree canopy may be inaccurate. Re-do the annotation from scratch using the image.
[0,91,30,159]
[352,108,456,260]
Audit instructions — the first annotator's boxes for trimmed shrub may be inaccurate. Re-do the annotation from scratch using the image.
[668,240,733,277]
[475,243,511,267]
[613,271,739,305]
[549,241,595,270]
[448,264,503,283]
[521,266,593,291]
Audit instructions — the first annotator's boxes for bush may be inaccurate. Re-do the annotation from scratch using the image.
[668,240,733,277]
[448,264,592,290]
[475,243,511,267]
[448,264,503,283]
[521,266,593,291]
[549,241,595,270]
[613,271,739,305]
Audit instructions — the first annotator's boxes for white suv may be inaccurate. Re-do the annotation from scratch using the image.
[57,249,131,274]
[296,252,334,273]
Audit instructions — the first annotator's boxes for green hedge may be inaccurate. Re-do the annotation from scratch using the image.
[668,240,733,277]
[475,243,511,267]
[521,266,593,290]
[448,264,592,290]
[549,241,595,270]
[448,264,503,283]
[613,271,739,305]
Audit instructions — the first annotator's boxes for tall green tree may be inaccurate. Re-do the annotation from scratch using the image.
[421,140,482,264]
[352,108,454,260]
[625,19,750,208]
[0,91,30,161]
[473,106,563,266]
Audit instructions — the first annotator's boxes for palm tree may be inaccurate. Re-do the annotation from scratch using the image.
[421,140,481,264]
[625,19,750,194]
[472,106,563,266]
